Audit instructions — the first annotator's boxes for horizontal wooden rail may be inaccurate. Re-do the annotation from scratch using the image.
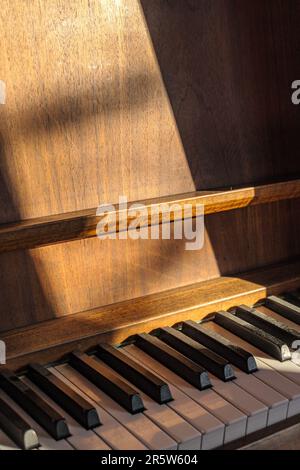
[0,179,299,253]
[2,258,300,371]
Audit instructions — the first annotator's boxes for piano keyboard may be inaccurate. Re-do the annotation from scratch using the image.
[2,290,300,450]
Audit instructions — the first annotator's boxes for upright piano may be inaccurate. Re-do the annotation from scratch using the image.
[0,0,300,450]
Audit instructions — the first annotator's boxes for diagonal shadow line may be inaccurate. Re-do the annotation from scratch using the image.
[12,72,157,136]
[139,0,300,278]
[0,131,56,331]
[140,0,300,190]
[0,70,158,331]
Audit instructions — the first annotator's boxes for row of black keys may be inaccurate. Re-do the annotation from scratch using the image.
[1,293,300,449]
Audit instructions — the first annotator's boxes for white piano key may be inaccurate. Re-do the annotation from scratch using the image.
[125,344,247,445]
[207,322,300,417]
[0,429,20,450]
[0,389,73,450]
[22,376,110,450]
[233,369,288,425]
[50,366,147,450]
[209,376,268,434]
[91,352,202,450]
[124,344,225,449]
[57,364,177,450]
[199,321,289,425]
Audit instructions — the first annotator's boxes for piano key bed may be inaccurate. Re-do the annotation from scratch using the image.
[2,291,300,450]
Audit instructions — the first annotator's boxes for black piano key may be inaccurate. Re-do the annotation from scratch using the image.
[69,351,145,414]
[0,369,70,440]
[27,363,101,430]
[214,311,291,362]
[0,396,39,450]
[265,296,300,325]
[282,292,300,308]
[235,304,300,348]
[134,333,211,390]
[181,320,257,373]
[96,344,173,404]
[156,327,235,381]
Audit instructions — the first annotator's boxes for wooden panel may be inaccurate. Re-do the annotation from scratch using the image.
[0,179,299,253]
[0,198,299,333]
[0,0,194,224]
[141,0,300,189]
[2,259,300,371]
[0,0,299,338]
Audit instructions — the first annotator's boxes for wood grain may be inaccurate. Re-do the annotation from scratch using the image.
[0,0,194,225]
[0,0,299,338]
[2,259,300,371]
[141,0,300,189]
[0,198,299,333]
[0,179,298,253]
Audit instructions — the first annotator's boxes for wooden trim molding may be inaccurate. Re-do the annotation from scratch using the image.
[2,258,300,371]
[0,179,299,253]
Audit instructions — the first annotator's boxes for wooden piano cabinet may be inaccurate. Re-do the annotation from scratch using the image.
[0,0,300,450]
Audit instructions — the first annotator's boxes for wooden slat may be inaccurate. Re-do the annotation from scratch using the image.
[2,259,300,371]
[0,179,299,253]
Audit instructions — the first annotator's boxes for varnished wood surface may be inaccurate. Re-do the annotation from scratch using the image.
[0,179,299,253]
[0,198,299,333]
[2,259,300,371]
[0,0,195,225]
[0,1,299,336]
[141,0,300,189]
